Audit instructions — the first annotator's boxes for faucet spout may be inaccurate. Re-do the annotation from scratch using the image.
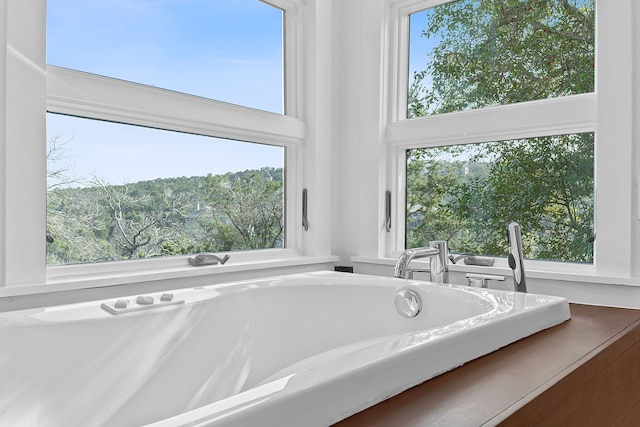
[394,247,439,279]
[394,241,450,282]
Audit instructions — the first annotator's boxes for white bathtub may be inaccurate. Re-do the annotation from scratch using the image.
[0,271,570,427]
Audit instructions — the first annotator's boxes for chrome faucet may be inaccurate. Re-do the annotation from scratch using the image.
[507,222,527,292]
[394,240,449,283]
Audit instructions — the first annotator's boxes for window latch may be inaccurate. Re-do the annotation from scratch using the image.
[302,188,309,231]
[385,191,392,232]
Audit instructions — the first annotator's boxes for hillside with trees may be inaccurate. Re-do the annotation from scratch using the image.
[46,168,283,265]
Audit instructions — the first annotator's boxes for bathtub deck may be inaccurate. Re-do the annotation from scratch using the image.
[334,303,640,426]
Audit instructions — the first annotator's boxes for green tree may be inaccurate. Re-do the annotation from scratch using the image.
[93,178,168,259]
[46,166,285,265]
[407,0,595,262]
[410,0,594,116]
[205,168,284,250]
[406,146,478,249]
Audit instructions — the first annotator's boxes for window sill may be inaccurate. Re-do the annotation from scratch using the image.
[1,253,339,298]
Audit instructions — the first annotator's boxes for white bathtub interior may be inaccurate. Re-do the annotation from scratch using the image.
[0,271,570,427]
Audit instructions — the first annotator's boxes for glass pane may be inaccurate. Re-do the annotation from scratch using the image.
[47,1,284,114]
[46,113,285,265]
[408,0,595,118]
[406,133,594,263]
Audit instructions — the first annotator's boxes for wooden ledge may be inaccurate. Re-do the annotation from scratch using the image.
[334,304,640,426]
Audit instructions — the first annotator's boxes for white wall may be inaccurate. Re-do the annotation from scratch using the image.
[331,0,389,264]
[301,0,335,258]
[3,0,47,286]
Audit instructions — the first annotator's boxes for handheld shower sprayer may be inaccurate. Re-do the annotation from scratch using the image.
[507,222,527,293]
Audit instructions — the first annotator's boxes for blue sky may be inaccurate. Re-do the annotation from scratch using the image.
[409,8,440,96]
[46,114,285,187]
[409,9,432,80]
[46,0,284,187]
[47,0,283,112]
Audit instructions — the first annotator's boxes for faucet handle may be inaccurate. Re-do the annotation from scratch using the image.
[465,273,505,289]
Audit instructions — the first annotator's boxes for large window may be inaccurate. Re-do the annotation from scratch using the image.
[1,0,306,287]
[398,0,598,266]
[44,1,298,268]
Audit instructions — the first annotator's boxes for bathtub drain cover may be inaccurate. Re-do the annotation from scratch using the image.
[395,288,422,318]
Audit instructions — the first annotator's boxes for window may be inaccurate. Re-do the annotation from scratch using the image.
[408,0,595,117]
[0,0,304,286]
[402,0,595,264]
[46,114,285,265]
[406,133,595,263]
[42,0,301,269]
[387,0,632,277]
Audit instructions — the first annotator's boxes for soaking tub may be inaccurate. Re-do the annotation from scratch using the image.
[0,271,570,427]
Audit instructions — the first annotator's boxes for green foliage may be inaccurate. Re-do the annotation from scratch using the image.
[407,133,594,262]
[406,147,472,248]
[205,167,284,250]
[406,0,595,263]
[409,0,595,116]
[46,169,284,265]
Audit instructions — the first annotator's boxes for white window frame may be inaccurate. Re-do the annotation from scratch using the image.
[1,0,308,288]
[384,0,635,279]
